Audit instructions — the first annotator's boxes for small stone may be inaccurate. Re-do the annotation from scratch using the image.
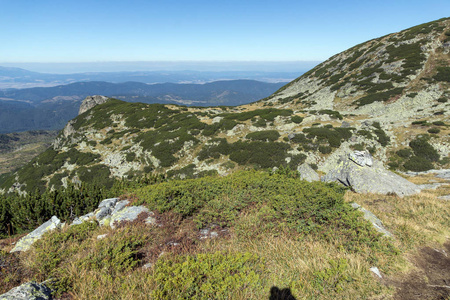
[370,267,382,278]
[97,234,108,240]
[143,263,153,269]
[341,121,351,128]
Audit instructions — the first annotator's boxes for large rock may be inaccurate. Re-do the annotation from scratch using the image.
[109,206,155,229]
[297,163,320,182]
[0,281,53,300]
[78,95,109,115]
[11,216,62,253]
[322,154,420,196]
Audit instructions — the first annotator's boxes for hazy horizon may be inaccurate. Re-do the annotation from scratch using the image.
[0,61,321,74]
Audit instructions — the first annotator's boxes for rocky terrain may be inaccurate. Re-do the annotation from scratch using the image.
[1,19,449,194]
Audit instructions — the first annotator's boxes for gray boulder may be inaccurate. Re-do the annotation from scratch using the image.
[297,163,320,182]
[11,216,62,253]
[109,206,155,229]
[322,155,420,197]
[0,281,53,300]
[351,203,393,237]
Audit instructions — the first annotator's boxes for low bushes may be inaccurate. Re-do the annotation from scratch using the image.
[151,251,264,299]
[246,130,280,142]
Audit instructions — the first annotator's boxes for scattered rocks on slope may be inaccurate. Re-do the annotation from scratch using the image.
[322,151,421,196]
[11,216,62,253]
[12,198,155,253]
[73,198,156,228]
[297,163,320,182]
[0,281,53,300]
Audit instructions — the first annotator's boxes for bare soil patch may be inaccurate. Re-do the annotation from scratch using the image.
[393,241,450,300]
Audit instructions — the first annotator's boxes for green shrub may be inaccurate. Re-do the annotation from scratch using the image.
[78,227,145,274]
[291,116,304,124]
[303,127,353,148]
[355,88,404,107]
[433,67,450,82]
[409,136,439,162]
[372,123,390,147]
[203,119,238,136]
[228,141,290,168]
[309,259,351,294]
[319,145,332,154]
[290,133,309,144]
[385,42,426,76]
[318,110,343,120]
[403,156,434,172]
[411,120,429,126]
[396,148,412,158]
[222,108,293,122]
[356,129,373,139]
[432,121,446,126]
[32,222,99,277]
[427,128,441,134]
[151,251,264,299]
[246,130,280,142]
[126,152,136,162]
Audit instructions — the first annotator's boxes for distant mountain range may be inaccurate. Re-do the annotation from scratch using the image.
[0,66,300,89]
[0,80,285,133]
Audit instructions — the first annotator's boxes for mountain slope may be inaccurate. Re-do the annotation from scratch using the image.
[1,18,449,193]
[262,17,450,122]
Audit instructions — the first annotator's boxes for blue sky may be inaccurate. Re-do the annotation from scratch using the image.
[0,0,448,71]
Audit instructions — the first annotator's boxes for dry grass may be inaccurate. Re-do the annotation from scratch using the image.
[345,190,450,248]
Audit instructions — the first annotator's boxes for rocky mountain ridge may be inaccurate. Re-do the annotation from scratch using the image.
[0,18,449,193]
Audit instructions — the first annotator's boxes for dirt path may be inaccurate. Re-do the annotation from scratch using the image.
[393,241,450,300]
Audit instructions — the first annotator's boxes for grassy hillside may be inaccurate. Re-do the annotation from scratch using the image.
[0,169,448,299]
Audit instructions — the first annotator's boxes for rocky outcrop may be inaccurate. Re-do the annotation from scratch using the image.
[322,152,421,196]
[78,95,109,115]
[11,216,62,253]
[72,198,156,228]
[11,199,155,253]
[297,163,320,182]
[0,281,53,300]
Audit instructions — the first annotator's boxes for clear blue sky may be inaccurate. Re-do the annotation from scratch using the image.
[0,0,448,67]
